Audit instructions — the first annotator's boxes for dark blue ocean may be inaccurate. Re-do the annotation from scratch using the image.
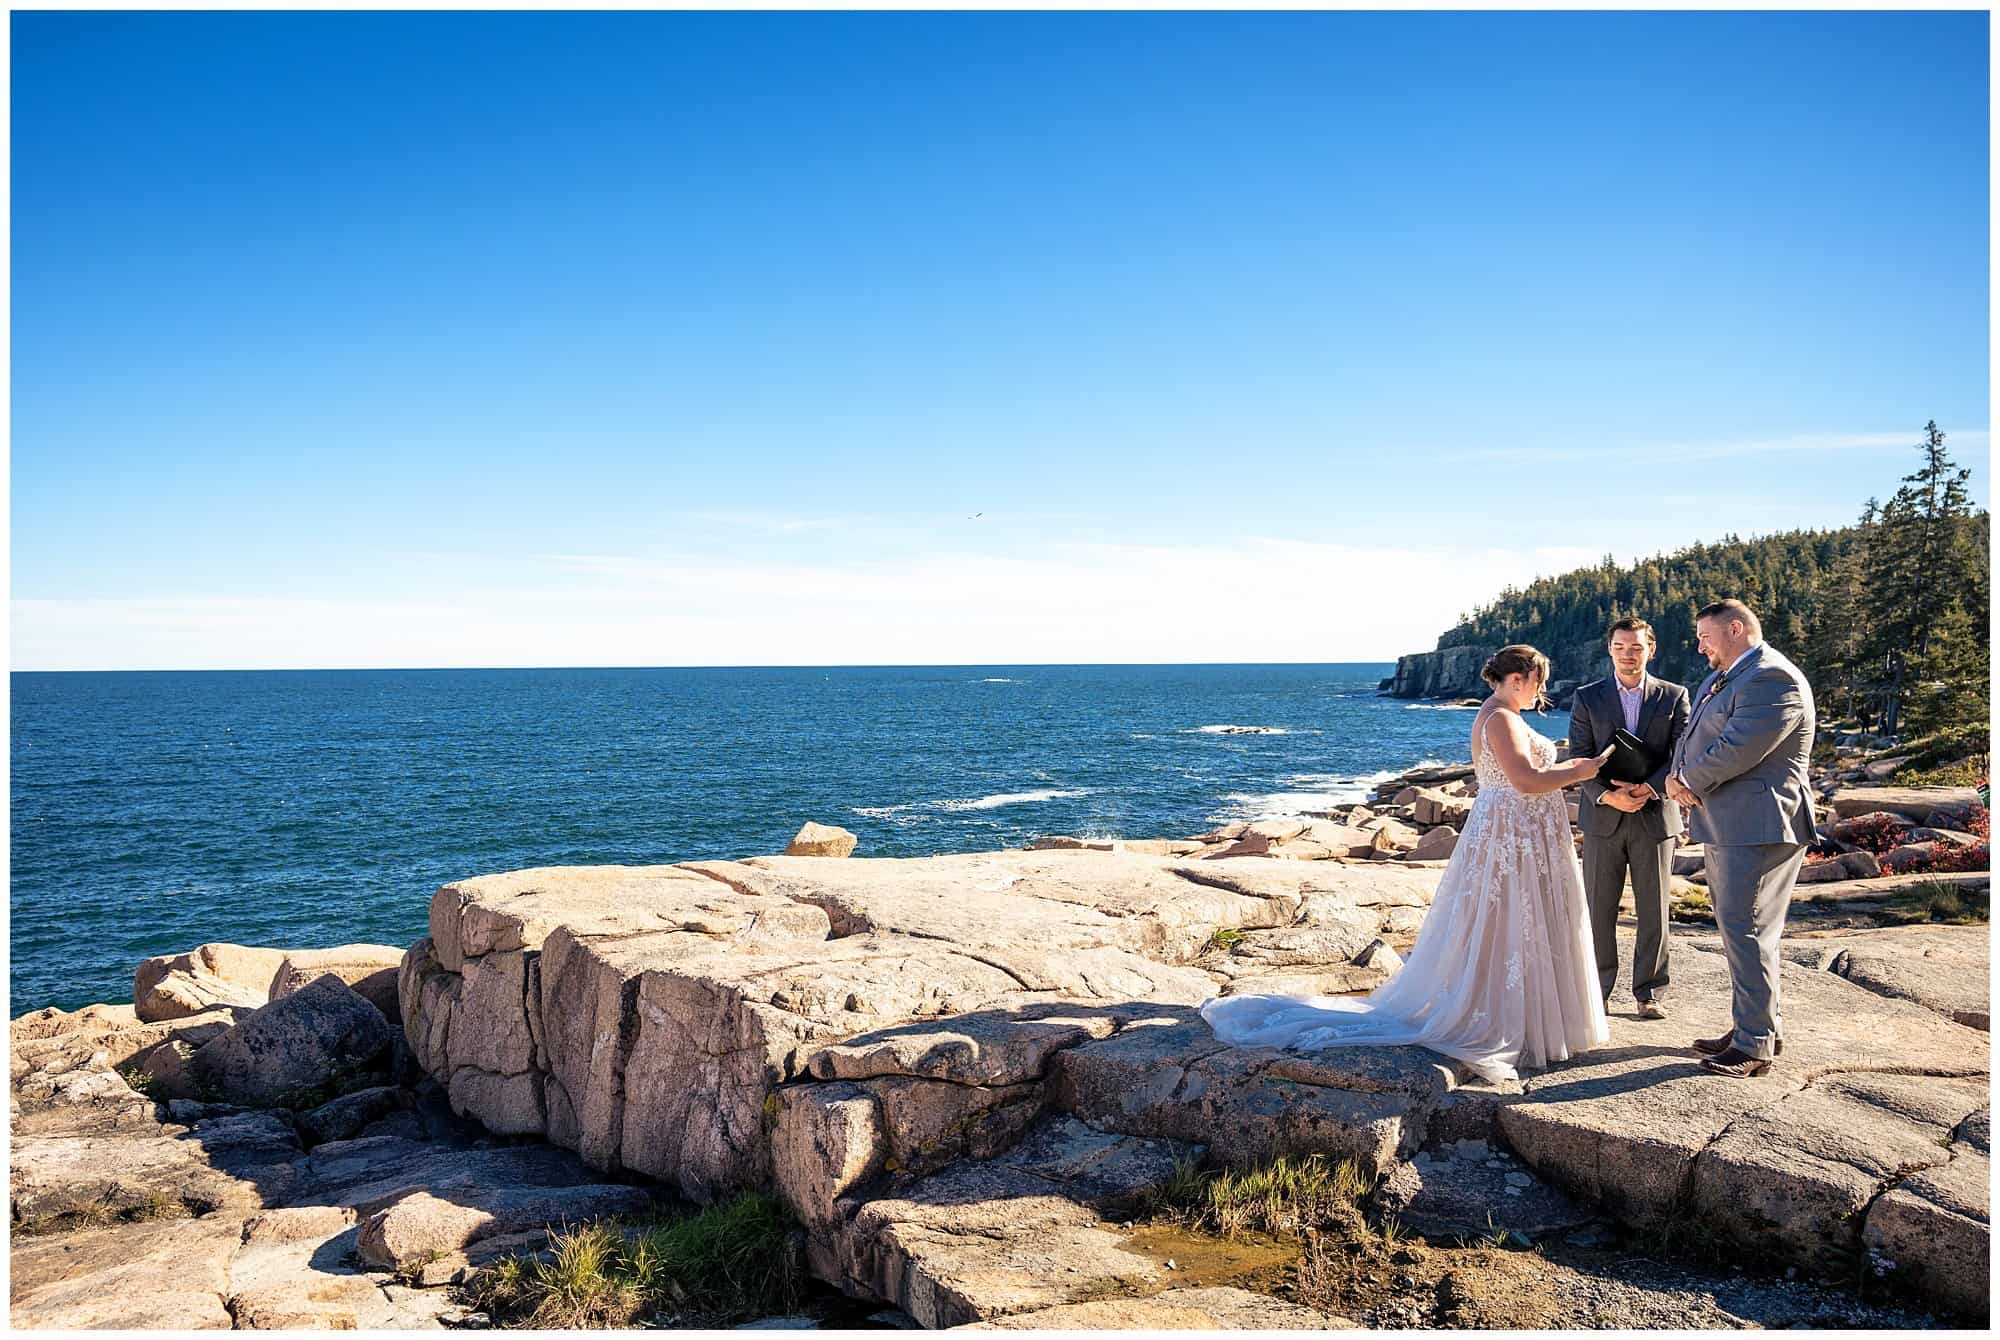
[10,665,1571,1015]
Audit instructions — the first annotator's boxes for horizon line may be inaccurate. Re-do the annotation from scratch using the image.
[10,658,1417,676]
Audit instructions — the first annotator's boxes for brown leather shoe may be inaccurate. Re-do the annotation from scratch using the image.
[1701,1047,1774,1078]
[1693,1032,1783,1056]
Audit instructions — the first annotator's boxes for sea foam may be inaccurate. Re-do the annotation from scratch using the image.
[1216,769,1400,818]
[853,787,1088,821]
[937,788,1088,811]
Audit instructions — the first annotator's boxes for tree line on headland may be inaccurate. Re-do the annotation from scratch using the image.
[1422,423,1989,753]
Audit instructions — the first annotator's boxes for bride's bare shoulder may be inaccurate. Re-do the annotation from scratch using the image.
[1482,706,1535,751]
[1472,703,1516,749]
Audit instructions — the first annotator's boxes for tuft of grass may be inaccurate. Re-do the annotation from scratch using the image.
[1146,1153,1370,1240]
[462,1192,805,1329]
[1644,1209,1728,1267]
[1670,885,1714,923]
[20,1187,188,1237]
[1478,1211,1526,1250]
[393,1247,449,1289]
[626,1189,804,1316]
[1886,727,1989,777]
[1892,759,1985,788]
[131,1187,189,1224]
[1204,927,1247,954]
[1880,879,1989,926]
[117,1064,159,1098]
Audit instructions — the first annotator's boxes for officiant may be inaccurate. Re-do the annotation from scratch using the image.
[1567,617,1691,1020]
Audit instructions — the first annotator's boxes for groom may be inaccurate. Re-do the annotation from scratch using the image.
[1666,599,1817,1078]
[1568,617,1690,1019]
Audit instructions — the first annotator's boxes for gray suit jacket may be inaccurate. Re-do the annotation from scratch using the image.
[1671,642,1817,848]
[1571,672,1690,842]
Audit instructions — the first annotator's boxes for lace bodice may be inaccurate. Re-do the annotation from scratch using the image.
[1472,713,1560,801]
[1463,712,1572,875]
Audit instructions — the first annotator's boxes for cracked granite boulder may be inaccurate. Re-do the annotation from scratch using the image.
[820,1113,1200,1328]
[1500,927,1990,1321]
[1863,1106,1990,1322]
[402,854,1431,1200]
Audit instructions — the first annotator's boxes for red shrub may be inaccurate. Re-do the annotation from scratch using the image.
[1843,812,1911,855]
[1899,841,1991,875]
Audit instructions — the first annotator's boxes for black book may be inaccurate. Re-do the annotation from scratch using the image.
[1601,728,1661,786]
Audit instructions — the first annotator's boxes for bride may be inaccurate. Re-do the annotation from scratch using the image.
[1201,645,1613,1082]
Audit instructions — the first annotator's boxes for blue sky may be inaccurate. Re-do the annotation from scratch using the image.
[11,10,1990,669]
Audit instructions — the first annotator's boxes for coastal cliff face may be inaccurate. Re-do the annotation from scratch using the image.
[1389,641,1616,703]
[1389,645,1492,699]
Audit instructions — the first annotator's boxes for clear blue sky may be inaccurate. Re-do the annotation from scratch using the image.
[11,10,1990,669]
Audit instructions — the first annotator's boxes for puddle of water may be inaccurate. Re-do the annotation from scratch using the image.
[1115,1222,1299,1291]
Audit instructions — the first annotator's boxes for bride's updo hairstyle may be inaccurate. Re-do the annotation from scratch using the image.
[1481,644,1552,711]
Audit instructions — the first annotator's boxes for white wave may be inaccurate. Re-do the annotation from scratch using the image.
[850,802,922,820]
[854,788,1088,820]
[937,788,1088,811]
[1219,769,1396,817]
[1187,724,1289,735]
[1215,790,1348,819]
[1130,733,1157,739]
[979,677,1016,683]
[1405,702,1479,711]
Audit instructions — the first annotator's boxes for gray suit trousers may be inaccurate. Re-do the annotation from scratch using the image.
[1705,842,1806,1060]
[1582,812,1673,1003]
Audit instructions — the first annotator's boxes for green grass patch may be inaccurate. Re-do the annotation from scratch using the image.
[1204,927,1247,954]
[1891,759,1986,788]
[1879,879,1989,926]
[1886,726,1990,777]
[1146,1153,1371,1240]
[462,1192,806,1328]
[1669,885,1714,922]
[19,1187,191,1237]
[116,1063,159,1097]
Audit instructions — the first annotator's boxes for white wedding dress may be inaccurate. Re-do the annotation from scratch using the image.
[1201,712,1609,1082]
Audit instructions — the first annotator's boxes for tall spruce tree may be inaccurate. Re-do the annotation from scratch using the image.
[1858,423,1979,736]
[1901,596,1989,741]
[1801,537,1865,721]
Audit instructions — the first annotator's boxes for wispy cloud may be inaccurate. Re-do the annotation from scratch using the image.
[1437,428,1990,467]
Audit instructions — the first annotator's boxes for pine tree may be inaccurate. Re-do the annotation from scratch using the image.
[1858,423,1979,736]
[1901,597,1989,740]
[1801,537,1865,721]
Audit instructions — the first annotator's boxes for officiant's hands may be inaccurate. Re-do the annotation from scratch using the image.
[1598,786,1647,813]
[1666,774,1702,809]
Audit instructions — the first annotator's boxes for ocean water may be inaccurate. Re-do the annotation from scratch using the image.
[10,665,1570,1015]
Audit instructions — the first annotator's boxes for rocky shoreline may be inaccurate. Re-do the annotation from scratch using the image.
[10,760,1990,1331]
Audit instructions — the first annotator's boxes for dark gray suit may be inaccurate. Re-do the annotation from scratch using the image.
[1568,673,1690,1004]
[1670,642,1817,1060]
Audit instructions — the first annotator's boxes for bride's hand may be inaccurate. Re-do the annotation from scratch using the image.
[1578,743,1616,778]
